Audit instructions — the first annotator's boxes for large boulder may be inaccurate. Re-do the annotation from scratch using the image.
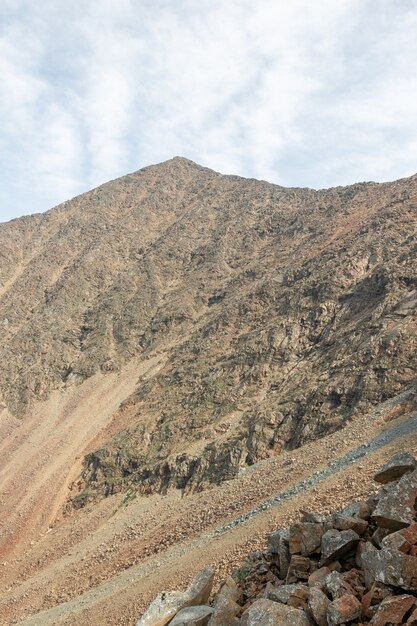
[332,513,368,535]
[372,469,417,530]
[188,566,215,605]
[240,598,310,626]
[374,452,417,484]
[265,583,309,608]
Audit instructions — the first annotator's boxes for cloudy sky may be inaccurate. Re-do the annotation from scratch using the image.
[1,0,417,222]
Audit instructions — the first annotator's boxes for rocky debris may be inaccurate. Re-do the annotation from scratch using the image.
[374,453,417,484]
[136,566,214,626]
[362,549,417,592]
[187,567,215,606]
[290,522,325,556]
[138,452,417,625]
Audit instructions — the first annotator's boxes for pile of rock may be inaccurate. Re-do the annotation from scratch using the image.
[136,452,417,625]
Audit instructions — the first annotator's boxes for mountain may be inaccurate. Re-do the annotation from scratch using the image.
[0,158,416,624]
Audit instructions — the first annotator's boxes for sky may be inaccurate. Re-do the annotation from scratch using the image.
[1,0,417,222]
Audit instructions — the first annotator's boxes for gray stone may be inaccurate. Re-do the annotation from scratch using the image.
[374,452,417,484]
[324,571,355,600]
[320,529,360,565]
[372,469,417,530]
[308,587,330,626]
[362,548,417,592]
[188,566,215,605]
[268,528,290,579]
[332,513,368,535]
[170,606,213,626]
[241,598,310,626]
[265,583,308,607]
[342,500,371,520]
[136,566,214,626]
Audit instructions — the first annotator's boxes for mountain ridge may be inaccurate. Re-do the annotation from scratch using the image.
[0,159,416,625]
[0,158,415,504]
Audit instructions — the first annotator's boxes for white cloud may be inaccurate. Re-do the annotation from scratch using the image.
[0,0,417,221]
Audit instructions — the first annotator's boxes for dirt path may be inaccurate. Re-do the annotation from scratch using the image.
[2,391,414,626]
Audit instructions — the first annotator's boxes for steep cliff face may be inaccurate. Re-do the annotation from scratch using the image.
[0,158,416,502]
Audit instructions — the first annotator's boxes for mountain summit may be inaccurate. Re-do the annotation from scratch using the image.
[0,160,416,624]
[0,159,415,499]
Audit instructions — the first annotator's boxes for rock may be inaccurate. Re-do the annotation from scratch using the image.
[208,577,240,626]
[342,500,371,520]
[287,555,310,582]
[361,582,394,619]
[324,571,355,599]
[135,591,192,626]
[372,469,417,530]
[170,606,213,626]
[268,528,290,579]
[362,548,417,592]
[327,593,361,625]
[136,566,214,626]
[381,529,412,553]
[372,527,392,547]
[308,566,331,588]
[320,529,360,565]
[356,540,377,568]
[188,566,215,605]
[308,587,330,626]
[289,522,325,556]
[332,513,368,535]
[265,583,308,608]
[370,594,416,625]
[402,522,417,547]
[374,452,417,484]
[240,598,311,626]
[406,607,417,625]
[300,510,328,523]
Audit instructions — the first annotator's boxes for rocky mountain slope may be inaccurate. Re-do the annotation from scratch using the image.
[0,157,416,507]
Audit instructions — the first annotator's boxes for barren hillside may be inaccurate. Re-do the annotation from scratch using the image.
[0,158,416,624]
